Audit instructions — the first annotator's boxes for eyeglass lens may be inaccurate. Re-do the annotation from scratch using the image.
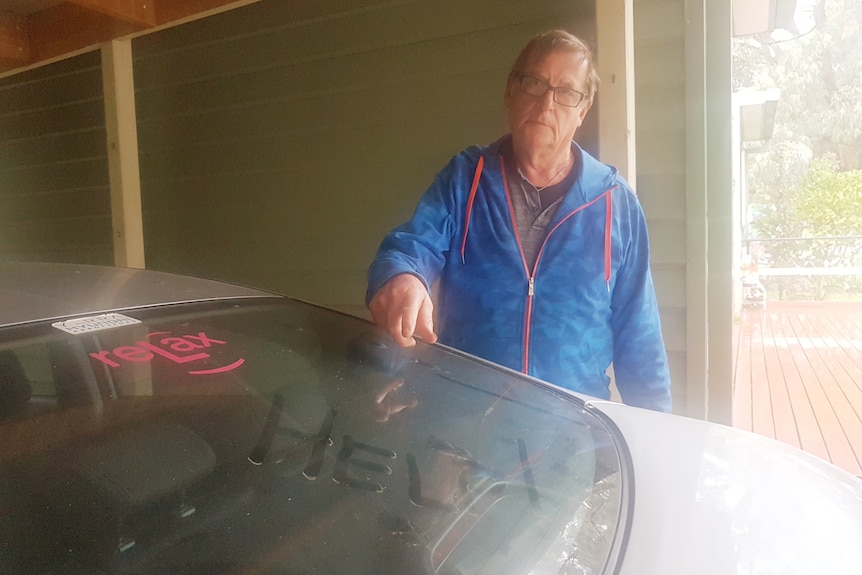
[519,76,583,107]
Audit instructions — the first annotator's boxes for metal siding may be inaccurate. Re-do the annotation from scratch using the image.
[0,51,113,264]
[634,0,689,409]
[652,262,687,309]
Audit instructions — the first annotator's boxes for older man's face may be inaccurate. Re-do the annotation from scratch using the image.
[505,49,591,157]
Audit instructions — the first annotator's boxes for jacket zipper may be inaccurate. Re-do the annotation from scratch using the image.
[523,275,535,371]
[511,179,617,374]
[498,156,534,373]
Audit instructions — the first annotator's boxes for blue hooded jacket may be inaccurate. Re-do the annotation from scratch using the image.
[367,137,671,412]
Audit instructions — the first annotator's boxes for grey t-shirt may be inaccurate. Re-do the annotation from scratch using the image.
[501,141,579,271]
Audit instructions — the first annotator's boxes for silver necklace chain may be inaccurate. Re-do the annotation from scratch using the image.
[517,150,572,192]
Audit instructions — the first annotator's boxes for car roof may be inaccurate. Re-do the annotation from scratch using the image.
[0,262,278,329]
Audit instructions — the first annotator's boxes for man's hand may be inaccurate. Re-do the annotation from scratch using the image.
[369,273,437,347]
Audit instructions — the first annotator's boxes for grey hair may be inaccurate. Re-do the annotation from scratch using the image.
[508,29,600,103]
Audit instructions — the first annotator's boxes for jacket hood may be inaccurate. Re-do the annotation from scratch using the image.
[483,135,620,207]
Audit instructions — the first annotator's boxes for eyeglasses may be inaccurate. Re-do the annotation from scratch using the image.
[518,75,587,108]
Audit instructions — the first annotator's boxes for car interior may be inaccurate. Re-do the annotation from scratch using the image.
[0,300,622,575]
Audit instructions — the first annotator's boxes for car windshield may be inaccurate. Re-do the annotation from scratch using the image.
[0,297,627,575]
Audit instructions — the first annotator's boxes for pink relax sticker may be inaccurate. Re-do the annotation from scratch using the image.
[89,331,245,375]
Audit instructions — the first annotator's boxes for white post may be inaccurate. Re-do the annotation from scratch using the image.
[102,38,145,269]
[596,0,636,185]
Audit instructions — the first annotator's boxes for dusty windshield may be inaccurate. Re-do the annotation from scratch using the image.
[0,298,625,575]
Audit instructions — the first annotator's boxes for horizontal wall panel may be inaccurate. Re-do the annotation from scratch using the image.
[0,129,107,170]
[134,33,517,122]
[0,247,114,265]
[0,187,109,220]
[0,99,106,142]
[0,216,112,255]
[134,0,596,308]
[667,349,687,402]
[0,158,109,195]
[635,128,686,173]
[660,307,686,353]
[143,231,377,275]
[630,88,686,134]
[136,70,506,151]
[133,0,586,85]
[137,109,506,193]
[0,54,103,111]
[647,217,686,265]
[634,41,685,91]
[651,262,687,308]
[634,0,692,414]
[636,173,686,218]
[0,51,112,264]
[632,1,684,47]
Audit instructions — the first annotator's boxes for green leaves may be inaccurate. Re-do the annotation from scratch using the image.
[796,157,862,234]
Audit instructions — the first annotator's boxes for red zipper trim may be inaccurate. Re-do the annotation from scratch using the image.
[460,156,484,263]
[605,190,613,284]
[500,156,532,279]
[461,155,534,372]
[500,156,535,373]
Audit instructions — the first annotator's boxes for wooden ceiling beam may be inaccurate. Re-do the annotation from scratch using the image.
[68,0,157,28]
[152,0,246,25]
[0,0,257,76]
[0,10,30,63]
[28,2,142,63]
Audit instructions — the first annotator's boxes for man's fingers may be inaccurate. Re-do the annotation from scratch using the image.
[387,308,413,347]
[414,294,437,343]
[369,274,435,347]
[372,304,414,347]
[369,288,412,346]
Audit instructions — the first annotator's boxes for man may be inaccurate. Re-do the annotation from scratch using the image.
[366,29,671,412]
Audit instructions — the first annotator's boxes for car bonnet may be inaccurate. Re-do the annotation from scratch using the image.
[586,400,862,575]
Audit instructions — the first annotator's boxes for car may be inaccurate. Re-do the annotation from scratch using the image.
[1,261,860,575]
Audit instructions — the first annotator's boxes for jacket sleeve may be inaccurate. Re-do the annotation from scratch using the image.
[365,154,468,305]
[609,183,672,412]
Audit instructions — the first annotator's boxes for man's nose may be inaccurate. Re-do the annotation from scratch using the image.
[539,87,556,109]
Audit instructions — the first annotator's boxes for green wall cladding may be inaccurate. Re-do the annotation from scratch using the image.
[0,0,596,314]
[132,0,595,314]
[0,52,113,265]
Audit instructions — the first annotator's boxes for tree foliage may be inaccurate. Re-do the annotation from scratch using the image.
[734,0,862,299]
[734,0,862,170]
[796,157,862,235]
[750,157,862,299]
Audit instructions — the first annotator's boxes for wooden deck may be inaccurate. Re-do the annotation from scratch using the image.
[733,301,862,477]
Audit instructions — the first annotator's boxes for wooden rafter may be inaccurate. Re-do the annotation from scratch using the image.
[153,0,244,25]
[0,0,254,75]
[0,10,29,64]
[69,0,157,28]
[28,2,142,63]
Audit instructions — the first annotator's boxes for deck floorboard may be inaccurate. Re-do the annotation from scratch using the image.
[733,301,862,477]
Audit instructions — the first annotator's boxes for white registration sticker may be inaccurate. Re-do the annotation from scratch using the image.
[52,313,142,334]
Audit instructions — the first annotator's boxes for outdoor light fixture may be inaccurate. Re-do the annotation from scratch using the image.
[732,0,824,41]
[739,97,779,143]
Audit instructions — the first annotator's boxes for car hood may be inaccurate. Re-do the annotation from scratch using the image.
[586,400,862,575]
